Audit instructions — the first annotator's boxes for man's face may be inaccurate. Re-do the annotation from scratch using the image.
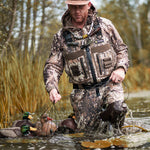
[68,3,90,24]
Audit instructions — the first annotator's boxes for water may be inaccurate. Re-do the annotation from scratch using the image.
[0,93,150,150]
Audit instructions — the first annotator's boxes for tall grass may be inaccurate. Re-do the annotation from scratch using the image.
[125,65,150,92]
[0,47,73,128]
[0,47,150,128]
[0,48,49,128]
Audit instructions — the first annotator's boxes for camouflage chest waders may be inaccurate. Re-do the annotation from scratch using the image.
[43,7,129,132]
[70,81,127,131]
[62,18,117,86]
[62,18,127,131]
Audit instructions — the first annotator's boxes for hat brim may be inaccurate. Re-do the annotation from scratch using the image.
[65,0,90,5]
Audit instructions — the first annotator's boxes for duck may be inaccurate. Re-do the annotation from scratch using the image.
[21,125,37,136]
[0,112,57,138]
[35,113,57,136]
[56,113,77,134]
[0,112,37,138]
[0,125,37,138]
[12,112,36,128]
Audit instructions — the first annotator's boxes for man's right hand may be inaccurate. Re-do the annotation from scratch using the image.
[49,89,61,104]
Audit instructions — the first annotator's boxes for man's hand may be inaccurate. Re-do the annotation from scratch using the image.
[110,68,125,83]
[49,89,61,103]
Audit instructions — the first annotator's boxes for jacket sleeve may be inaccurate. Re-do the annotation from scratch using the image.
[43,33,64,93]
[108,21,129,73]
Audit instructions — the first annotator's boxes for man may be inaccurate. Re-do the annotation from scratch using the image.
[43,0,129,132]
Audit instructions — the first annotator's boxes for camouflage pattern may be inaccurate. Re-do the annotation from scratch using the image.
[70,81,126,131]
[62,29,118,84]
[43,6,129,93]
[43,5,129,131]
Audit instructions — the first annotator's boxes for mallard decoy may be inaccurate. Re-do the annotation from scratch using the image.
[21,125,37,136]
[35,113,57,136]
[0,125,37,138]
[0,112,36,138]
[0,113,56,138]
[12,112,36,128]
[56,113,77,134]
[0,127,21,138]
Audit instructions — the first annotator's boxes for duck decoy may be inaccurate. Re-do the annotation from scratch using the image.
[0,125,37,138]
[0,113,57,138]
[0,127,21,138]
[56,113,77,134]
[21,125,37,136]
[35,113,57,136]
[0,112,36,138]
[12,112,36,128]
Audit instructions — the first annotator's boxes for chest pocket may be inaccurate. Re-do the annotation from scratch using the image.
[91,43,117,78]
[64,49,91,83]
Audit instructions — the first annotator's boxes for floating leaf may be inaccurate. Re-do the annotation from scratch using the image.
[111,138,127,148]
[122,125,149,132]
[81,140,111,149]
[65,132,84,138]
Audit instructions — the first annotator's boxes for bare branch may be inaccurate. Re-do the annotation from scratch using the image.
[1,0,18,58]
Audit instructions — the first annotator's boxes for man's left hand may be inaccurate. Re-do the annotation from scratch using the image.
[110,68,125,83]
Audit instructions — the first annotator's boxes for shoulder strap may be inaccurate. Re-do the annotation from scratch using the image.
[62,30,73,43]
[93,17,102,37]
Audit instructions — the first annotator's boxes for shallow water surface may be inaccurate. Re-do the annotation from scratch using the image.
[0,93,150,150]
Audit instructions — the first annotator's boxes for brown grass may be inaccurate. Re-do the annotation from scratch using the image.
[0,48,150,128]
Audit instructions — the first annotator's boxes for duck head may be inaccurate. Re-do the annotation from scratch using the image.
[23,112,33,120]
[35,113,57,136]
[21,125,37,135]
[57,113,77,134]
[40,113,53,123]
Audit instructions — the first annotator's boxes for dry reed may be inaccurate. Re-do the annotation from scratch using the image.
[0,47,150,128]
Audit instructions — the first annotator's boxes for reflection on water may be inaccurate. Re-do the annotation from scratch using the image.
[126,97,150,117]
[0,96,150,150]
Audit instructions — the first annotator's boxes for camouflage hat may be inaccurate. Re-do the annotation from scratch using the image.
[65,0,90,5]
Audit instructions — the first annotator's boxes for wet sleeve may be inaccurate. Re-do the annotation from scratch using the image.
[43,33,64,93]
[109,22,129,73]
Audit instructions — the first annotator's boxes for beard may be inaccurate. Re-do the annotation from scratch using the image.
[71,13,88,27]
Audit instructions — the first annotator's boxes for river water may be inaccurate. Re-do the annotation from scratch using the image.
[0,91,150,150]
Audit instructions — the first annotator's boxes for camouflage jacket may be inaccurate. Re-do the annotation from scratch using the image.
[43,6,129,93]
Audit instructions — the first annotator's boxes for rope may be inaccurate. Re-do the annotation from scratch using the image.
[122,81,129,102]
[52,102,59,126]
